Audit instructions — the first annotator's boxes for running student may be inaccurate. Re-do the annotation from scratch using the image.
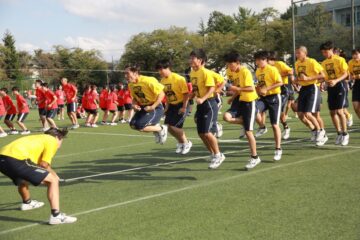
[0,128,77,225]
[35,80,49,131]
[125,64,168,144]
[254,51,283,161]
[0,96,7,137]
[0,88,19,134]
[123,84,133,122]
[210,71,226,138]
[267,51,294,140]
[156,59,192,155]
[189,49,225,169]
[320,41,349,146]
[61,78,79,129]
[117,82,127,123]
[294,46,328,146]
[12,87,31,135]
[55,85,65,120]
[224,51,260,169]
[99,86,108,125]
[349,48,360,119]
[42,83,58,129]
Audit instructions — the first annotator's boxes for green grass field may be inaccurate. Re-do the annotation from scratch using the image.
[0,101,359,240]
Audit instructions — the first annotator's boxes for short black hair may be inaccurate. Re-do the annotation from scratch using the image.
[125,63,141,73]
[41,82,49,88]
[11,86,19,92]
[1,88,8,93]
[267,51,278,61]
[224,51,242,63]
[45,127,68,140]
[35,79,43,84]
[254,50,269,60]
[155,59,172,70]
[109,84,116,91]
[352,48,360,55]
[190,49,207,64]
[320,41,334,51]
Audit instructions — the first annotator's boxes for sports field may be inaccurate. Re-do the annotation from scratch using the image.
[0,103,359,240]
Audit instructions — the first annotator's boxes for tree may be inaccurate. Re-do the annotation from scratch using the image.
[2,30,20,80]
[206,11,236,34]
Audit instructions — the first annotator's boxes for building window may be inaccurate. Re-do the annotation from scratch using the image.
[357,11,360,25]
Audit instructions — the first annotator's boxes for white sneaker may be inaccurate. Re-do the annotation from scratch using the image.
[71,124,80,129]
[245,157,261,170]
[159,125,168,145]
[255,127,267,138]
[341,134,349,146]
[216,122,223,138]
[109,122,118,126]
[120,119,127,124]
[100,121,107,125]
[239,128,246,139]
[316,132,328,146]
[49,213,77,225]
[20,200,44,211]
[274,149,282,161]
[207,154,215,162]
[0,132,8,138]
[181,141,192,155]
[42,127,50,132]
[282,128,290,140]
[9,130,19,135]
[209,153,225,169]
[153,132,161,144]
[85,123,91,127]
[20,130,31,135]
[91,124,98,128]
[175,143,183,154]
[335,134,343,145]
[347,114,353,127]
[310,130,317,142]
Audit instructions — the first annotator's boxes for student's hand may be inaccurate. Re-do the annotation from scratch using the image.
[257,86,267,96]
[144,105,154,112]
[71,97,76,102]
[299,73,308,81]
[229,86,240,92]
[328,80,337,87]
[133,105,141,111]
[48,103,53,108]
[196,98,205,105]
[179,107,186,115]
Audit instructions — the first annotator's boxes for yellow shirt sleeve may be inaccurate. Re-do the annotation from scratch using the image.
[41,139,58,164]
[179,78,189,94]
[272,67,282,84]
[312,59,324,74]
[148,78,164,96]
[339,57,349,73]
[348,60,353,74]
[204,71,215,88]
[243,68,254,87]
[280,62,292,74]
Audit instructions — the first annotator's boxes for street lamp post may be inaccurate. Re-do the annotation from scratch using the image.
[291,0,309,67]
[351,0,355,50]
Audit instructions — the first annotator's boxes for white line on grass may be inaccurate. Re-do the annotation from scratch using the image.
[64,146,266,182]
[1,148,359,236]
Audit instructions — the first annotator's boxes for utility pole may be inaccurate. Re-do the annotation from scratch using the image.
[291,0,308,67]
[352,0,356,50]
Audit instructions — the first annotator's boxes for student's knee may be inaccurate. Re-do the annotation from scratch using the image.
[223,113,231,122]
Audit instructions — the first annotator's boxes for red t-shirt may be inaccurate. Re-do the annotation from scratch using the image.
[82,91,89,109]
[187,82,193,93]
[86,91,98,110]
[117,89,125,106]
[2,95,17,115]
[45,90,58,110]
[106,91,118,111]
[99,89,108,109]
[123,89,132,104]
[36,87,46,109]
[55,90,65,105]
[63,83,77,103]
[16,94,29,113]
[0,97,6,116]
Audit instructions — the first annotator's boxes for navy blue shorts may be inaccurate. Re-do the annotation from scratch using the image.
[124,104,132,110]
[46,109,57,119]
[118,105,125,112]
[327,81,347,111]
[130,104,164,130]
[297,84,321,113]
[257,94,282,125]
[5,114,16,121]
[238,101,257,131]
[85,109,98,115]
[38,108,47,116]
[226,98,241,118]
[353,81,360,102]
[0,155,49,186]
[17,113,28,122]
[195,98,218,134]
[67,102,77,113]
[165,103,189,128]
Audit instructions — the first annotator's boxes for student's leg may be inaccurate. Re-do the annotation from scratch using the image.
[223,112,242,124]
[18,182,31,202]
[47,118,57,128]
[353,102,360,118]
[17,121,27,131]
[42,173,60,211]
[4,119,14,129]
[336,108,347,133]
[246,131,257,156]
[168,126,187,144]
[111,111,118,123]
[103,110,109,122]
[330,110,341,132]
[314,112,325,129]
[303,112,320,130]
[92,113,99,124]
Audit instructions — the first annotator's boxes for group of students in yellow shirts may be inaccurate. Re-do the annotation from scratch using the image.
[1,42,359,225]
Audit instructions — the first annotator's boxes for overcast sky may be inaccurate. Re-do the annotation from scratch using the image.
[0,0,323,61]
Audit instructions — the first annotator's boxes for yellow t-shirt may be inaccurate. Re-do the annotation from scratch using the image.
[190,67,215,98]
[0,135,58,165]
[348,59,360,77]
[129,75,164,106]
[255,64,282,95]
[212,71,225,86]
[227,67,258,102]
[321,55,349,81]
[274,61,293,84]
[160,72,189,105]
[295,57,324,86]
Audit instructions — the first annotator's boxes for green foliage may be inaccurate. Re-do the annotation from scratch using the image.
[2,30,20,80]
